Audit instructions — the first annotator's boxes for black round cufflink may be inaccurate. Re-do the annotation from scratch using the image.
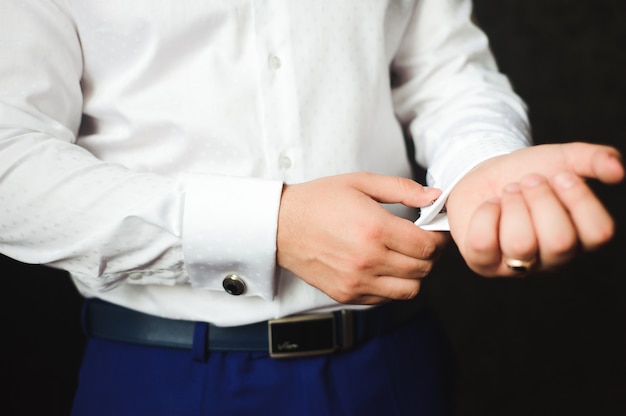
[222,274,246,296]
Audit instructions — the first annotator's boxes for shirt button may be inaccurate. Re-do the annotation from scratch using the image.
[222,274,246,296]
[279,154,292,169]
[268,54,282,70]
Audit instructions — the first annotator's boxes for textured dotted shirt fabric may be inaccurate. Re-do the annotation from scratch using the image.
[0,0,529,325]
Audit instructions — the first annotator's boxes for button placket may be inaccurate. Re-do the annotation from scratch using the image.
[254,3,301,179]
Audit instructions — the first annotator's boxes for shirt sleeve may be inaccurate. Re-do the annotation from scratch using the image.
[392,0,532,207]
[0,1,280,300]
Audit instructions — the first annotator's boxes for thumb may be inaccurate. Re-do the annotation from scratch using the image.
[561,142,624,184]
[350,173,442,208]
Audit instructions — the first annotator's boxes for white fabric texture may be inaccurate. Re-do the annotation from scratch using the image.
[0,0,529,325]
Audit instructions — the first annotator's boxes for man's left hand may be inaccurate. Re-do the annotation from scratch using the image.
[446,142,624,276]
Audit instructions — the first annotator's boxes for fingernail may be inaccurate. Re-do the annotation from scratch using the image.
[554,172,576,189]
[423,187,442,201]
[608,152,623,163]
[423,186,441,194]
[521,175,542,188]
[504,183,521,193]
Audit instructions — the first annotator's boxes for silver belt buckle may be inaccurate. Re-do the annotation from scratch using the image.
[268,311,354,358]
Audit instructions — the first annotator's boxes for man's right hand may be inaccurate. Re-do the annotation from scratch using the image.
[276,172,449,304]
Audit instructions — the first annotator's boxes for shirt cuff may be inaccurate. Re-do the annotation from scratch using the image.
[415,132,529,231]
[181,173,284,300]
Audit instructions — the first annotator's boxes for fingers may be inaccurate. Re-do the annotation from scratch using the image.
[517,171,615,259]
[462,198,502,275]
[464,171,616,277]
[370,276,423,301]
[461,187,545,277]
[350,172,442,207]
[518,174,578,267]
[332,215,449,302]
[320,249,431,304]
[500,183,538,264]
[374,249,437,280]
[551,172,615,250]
[333,277,423,305]
[383,216,449,260]
[498,173,601,274]
[330,226,446,302]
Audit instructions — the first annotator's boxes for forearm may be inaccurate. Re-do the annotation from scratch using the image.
[393,0,531,193]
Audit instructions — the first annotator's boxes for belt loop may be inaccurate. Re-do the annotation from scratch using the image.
[192,322,209,362]
[341,310,354,350]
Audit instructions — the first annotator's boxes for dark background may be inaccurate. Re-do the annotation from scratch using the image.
[2,0,625,414]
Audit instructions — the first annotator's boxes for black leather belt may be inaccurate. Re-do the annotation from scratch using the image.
[83,298,427,359]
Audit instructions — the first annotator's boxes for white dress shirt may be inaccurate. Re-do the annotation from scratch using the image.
[0,0,529,325]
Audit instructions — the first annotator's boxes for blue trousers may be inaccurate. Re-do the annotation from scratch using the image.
[72,312,454,415]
